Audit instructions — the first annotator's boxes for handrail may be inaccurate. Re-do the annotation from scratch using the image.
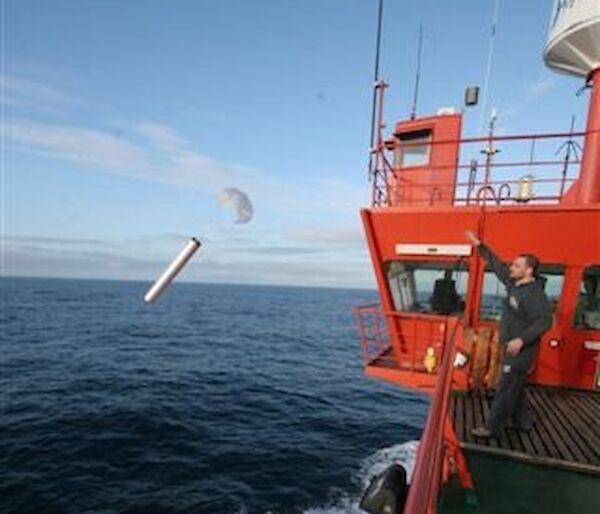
[370,129,584,207]
[353,305,462,512]
[388,129,591,148]
[354,306,451,368]
[403,316,459,514]
[353,305,392,365]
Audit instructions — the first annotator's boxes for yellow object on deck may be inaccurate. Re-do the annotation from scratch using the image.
[424,347,437,373]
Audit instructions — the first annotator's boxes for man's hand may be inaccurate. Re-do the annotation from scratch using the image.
[465,230,482,247]
[506,338,524,355]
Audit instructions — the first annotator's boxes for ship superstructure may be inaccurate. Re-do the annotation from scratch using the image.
[355,2,600,513]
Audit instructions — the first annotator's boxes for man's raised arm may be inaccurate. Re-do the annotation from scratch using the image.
[465,230,511,285]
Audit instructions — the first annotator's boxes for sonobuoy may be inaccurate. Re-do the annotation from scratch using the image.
[144,237,201,303]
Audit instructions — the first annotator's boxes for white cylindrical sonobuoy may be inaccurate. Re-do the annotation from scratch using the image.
[144,237,201,303]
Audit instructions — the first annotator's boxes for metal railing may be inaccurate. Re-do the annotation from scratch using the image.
[353,304,391,365]
[371,130,585,207]
[353,305,450,373]
[403,316,460,514]
[353,305,462,513]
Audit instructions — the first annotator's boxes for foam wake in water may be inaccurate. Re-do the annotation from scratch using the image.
[302,440,419,514]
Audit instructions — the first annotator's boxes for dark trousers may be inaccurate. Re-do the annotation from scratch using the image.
[486,362,533,435]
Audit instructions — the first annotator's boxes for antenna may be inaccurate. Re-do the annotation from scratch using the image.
[410,25,423,120]
[481,108,499,185]
[555,116,581,160]
[555,115,582,198]
[367,0,385,180]
[478,0,501,135]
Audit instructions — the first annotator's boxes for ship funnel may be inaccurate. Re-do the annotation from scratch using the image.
[544,0,600,77]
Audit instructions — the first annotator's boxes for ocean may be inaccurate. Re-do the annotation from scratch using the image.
[1,277,426,514]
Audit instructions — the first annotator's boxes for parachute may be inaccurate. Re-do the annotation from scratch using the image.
[219,187,253,224]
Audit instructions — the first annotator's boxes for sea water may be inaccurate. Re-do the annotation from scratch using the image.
[1,278,426,514]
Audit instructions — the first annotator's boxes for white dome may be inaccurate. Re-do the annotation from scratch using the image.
[544,0,600,77]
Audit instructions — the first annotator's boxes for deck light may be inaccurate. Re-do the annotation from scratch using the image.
[516,174,535,202]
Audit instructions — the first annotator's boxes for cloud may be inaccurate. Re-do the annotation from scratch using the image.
[7,119,152,175]
[3,238,375,289]
[5,115,365,221]
[134,121,188,150]
[1,233,193,258]
[191,108,233,126]
[3,245,156,278]
[3,76,258,195]
[5,117,259,193]
[290,224,365,246]
[310,178,370,218]
[0,75,82,112]
[193,257,373,288]
[2,234,107,247]
[526,76,558,99]
[3,77,375,288]
[4,76,370,221]
[227,243,364,257]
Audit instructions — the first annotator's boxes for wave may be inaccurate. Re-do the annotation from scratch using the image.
[301,440,419,514]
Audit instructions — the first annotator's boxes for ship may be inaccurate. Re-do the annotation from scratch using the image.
[354,1,600,513]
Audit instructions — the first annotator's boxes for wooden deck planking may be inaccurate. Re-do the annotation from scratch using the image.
[563,395,600,449]
[571,394,600,427]
[480,393,499,448]
[474,395,489,445]
[526,395,564,460]
[516,424,536,455]
[453,393,465,442]
[452,386,600,474]
[535,389,595,463]
[464,391,476,445]
[529,389,579,461]
[568,395,600,431]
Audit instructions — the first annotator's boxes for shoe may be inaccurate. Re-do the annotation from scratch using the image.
[471,427,493,438]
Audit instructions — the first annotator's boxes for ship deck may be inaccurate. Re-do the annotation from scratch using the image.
[450,386,600,475]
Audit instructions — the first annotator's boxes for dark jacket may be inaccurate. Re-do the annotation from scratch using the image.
[478,244,553,371]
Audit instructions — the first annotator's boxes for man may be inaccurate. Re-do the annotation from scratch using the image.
[431,269,463,314]
[575,272,600,328]
[465,230,553,438]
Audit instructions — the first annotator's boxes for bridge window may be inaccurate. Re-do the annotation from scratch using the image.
[479,263,565,321]
[394,129,432,167]
[386,260,468,315]
[574,266,600,330]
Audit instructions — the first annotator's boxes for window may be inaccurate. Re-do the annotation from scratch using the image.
[386,261,468,315]
[479,264,565,321]
[394,129,432,168]
[574,266,600,330]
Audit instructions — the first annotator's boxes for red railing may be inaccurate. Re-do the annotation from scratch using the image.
[354,305,450,372]
[353,305,461,514]
[370,130,585,207]
[353,304,391,365]
[403,316,459,514]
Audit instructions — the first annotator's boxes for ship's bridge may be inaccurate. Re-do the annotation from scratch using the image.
[370,110,587,209]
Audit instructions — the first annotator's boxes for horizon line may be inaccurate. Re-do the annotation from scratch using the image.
[0,273,377,293]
